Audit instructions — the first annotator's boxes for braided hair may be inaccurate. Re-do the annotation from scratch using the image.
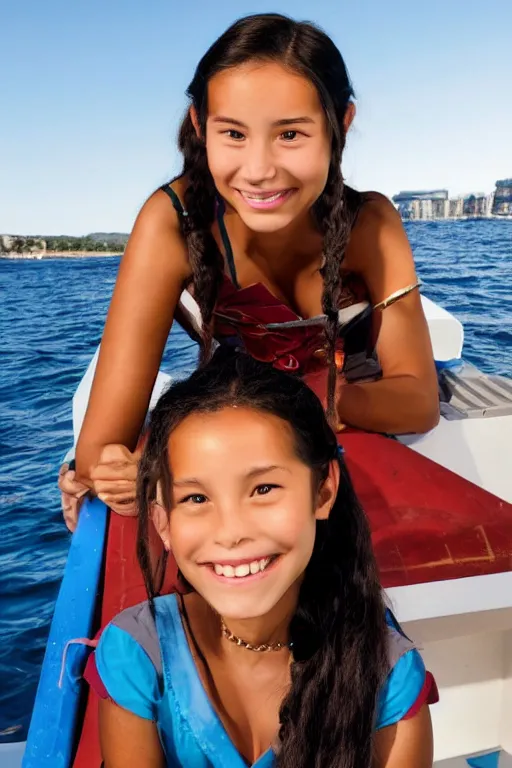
[137,348,388,768]
[176,13,362,419]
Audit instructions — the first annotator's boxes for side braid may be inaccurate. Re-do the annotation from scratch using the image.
[177,113,224,363]
[315,157,352,426]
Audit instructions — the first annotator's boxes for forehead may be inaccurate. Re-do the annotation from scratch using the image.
[167,407,299,475]
[207,60,324,122]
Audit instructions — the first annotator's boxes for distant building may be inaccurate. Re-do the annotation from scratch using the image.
[492,179,512,216]
[462,194,488,217]
[392,190,448,220]
[392,184,508,221]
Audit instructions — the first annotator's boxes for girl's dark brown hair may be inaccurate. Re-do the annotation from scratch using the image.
[137,348,388,768]
[175,12,362,424]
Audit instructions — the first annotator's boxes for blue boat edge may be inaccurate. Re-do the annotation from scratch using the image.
[22,498,108,768]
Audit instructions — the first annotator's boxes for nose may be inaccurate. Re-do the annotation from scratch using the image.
[213,501,250,549]
[241,138,277,185]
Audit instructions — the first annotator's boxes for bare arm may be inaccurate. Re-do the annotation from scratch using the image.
[75,189,191,485]
[99,699,165,768]
[338,194,439,434]
[373,705,434,768]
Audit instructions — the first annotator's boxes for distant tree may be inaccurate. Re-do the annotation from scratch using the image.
[13,237,25,254]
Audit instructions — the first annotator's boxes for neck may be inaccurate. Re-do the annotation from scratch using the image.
[219,585,298,660]
[228,206,322,271]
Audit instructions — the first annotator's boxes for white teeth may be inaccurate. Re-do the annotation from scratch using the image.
[213,557,273,578]
[244,192,284,202]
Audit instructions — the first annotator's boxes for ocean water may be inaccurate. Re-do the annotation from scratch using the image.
[0,219,510,742]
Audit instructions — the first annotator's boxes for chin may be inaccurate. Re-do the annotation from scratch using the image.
[235,209,299,234]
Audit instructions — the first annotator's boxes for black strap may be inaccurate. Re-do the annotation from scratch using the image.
[161,184,240,289]
[216,198,240,289]
[160,183,185,215]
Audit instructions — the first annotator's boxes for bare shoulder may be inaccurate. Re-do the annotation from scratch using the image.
[357,191,402,229]
[123,176,191,280]
[136,177,185,235]
[345,190,411,276]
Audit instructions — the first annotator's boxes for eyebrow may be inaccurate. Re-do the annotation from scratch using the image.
[172,465,289,487]
[211,116,315,128]
[246,464,290,479]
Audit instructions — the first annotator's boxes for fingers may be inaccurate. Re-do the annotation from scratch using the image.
[90,445,139,483]
[107,500,138,517]
[98,491,136,504]
[91,463,138,482]
[93,479,136,496]
[59,446,141,528]
[58,469,89,497]
[61,492,80,533]
[97,443,140,465]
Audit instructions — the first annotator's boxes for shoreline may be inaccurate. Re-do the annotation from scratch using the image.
[1,251,123,260]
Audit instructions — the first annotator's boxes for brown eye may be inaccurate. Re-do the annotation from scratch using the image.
[180,494,208,504]
[254,484,279,496]
[281,130,298,141]
[226,129,245,140]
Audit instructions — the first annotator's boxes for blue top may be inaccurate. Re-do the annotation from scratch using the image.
[93,594,428,767]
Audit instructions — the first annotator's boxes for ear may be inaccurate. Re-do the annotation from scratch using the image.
[151,482,171,551]
[189,106,201,139]
[314,459,340,521]
[343,102,356,135]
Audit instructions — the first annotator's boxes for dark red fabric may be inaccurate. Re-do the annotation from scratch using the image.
[213,273,369,374]
[83,654,108,700]
[403,671,439,720]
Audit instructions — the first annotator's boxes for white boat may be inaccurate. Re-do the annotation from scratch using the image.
[10,291,512,767]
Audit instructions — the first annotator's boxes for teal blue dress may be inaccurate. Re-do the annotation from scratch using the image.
[86,594,436,767]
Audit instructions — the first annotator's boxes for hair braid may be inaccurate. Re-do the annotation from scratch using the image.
[315,154,352,427]
[177,113,224,363]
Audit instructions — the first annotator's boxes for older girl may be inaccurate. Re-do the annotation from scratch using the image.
[61,13,438,525]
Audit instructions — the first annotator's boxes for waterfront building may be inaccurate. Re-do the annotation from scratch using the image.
[492,179,512,216]
[392,189,448,220]
[453,198,464,218]
[432,198,449,219]
[462,194,488,217]
[393,185,504,221]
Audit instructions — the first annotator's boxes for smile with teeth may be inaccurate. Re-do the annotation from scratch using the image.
[241,191,288,202]
[212,556,276,578]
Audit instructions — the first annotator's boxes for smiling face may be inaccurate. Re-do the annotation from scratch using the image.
[202,60,332,234]
[157,406,336,622]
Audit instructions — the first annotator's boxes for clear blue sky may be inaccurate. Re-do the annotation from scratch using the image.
[1,0,511,235]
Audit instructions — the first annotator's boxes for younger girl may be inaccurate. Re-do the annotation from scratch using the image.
[86,350,437,767]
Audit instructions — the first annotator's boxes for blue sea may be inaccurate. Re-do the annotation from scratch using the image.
[0,219,511,743]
